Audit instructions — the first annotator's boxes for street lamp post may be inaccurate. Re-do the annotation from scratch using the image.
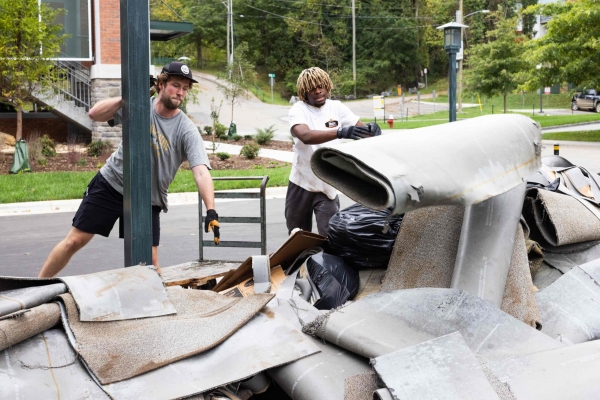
[438,21,468,122]
[457,9,489,113]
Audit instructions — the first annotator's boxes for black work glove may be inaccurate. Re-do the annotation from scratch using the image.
[205,209,220,245]
[337,122,382,140]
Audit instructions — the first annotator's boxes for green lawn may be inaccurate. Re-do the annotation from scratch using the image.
[542,130,600,142]
[0,167,291,204]
[363,105,600,130]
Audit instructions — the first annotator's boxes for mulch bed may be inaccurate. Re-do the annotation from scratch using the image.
[0,151,289,175]
[0,152,111,175]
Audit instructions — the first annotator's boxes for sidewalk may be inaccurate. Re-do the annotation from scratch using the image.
[206,142,293,163]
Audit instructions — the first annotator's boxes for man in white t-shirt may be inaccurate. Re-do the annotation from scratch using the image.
[287,67,381,235]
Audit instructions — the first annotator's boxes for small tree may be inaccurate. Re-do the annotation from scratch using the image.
[0,0,66,140]
[465,13,528,113]
[522,0,600,90]
[219,42,257,121]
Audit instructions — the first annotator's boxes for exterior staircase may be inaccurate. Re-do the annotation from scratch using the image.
[32,60,92,132]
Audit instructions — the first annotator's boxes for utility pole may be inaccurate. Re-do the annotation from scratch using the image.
[457,1,464,113]
[226,0,230,66]
[352,0,356,98]
[230,0,234,65]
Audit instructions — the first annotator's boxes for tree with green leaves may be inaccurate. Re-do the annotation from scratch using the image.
[220,42,257,121]
[465,13,528,113]
[522,0,600,91]
[0,0,66,140]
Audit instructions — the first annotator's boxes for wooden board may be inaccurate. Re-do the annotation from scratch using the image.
[161,260,240,287]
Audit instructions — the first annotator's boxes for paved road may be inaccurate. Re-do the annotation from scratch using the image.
[0,194,354,278]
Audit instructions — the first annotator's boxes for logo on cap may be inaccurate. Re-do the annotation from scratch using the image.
[181,65,190,75]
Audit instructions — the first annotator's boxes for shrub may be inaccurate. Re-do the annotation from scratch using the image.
[244,134,253,140]
[240,143,260,159]
[203,125,213,136]
[216,152,230,161]
[26,131,43,163]
[96,162,103,169]
[40,134,56,157]
[214,122,228,138]
[254,125,275,145]
[88,140,112,157]
[37,157,47,166]
[232,134,241,141]
[77,158,88,167]
[67,135,83,165]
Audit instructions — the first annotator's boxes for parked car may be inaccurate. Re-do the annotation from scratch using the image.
[572,89,600,112]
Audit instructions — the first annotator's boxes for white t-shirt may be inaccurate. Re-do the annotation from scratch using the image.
[288,99,359,199]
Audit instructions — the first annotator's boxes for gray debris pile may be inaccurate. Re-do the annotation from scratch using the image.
[2,114,600,399]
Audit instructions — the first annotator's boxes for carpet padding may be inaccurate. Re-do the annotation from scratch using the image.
[381,206,464,291]
[0,303,60,351]
[60,287,273,384]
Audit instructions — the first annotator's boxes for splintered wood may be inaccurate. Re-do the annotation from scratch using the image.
[161,260,239,288]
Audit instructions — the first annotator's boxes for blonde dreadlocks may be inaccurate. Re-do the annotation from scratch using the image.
[296,67,333,103]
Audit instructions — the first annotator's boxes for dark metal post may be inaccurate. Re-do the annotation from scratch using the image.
[449,51,457,122]
[539,87,543,113]
[120,0,153,267]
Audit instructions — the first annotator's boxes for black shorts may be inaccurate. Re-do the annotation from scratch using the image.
[72,172,161,246]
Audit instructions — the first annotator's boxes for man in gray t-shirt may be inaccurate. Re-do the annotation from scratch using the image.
[39,62,219,278]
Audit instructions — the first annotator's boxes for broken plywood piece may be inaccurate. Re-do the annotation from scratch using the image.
[161,260,239,287]
[372,332,499,400]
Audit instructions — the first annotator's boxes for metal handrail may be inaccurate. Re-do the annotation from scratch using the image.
[198,176,269,260]
[49,60,92,110]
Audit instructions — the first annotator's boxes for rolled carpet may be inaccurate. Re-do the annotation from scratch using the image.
[0,303,61,351]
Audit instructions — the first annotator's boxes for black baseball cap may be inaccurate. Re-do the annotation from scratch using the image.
[160,61,198,83]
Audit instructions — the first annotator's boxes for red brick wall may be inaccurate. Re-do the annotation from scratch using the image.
[0,116,68,143]
[100,0,121,64]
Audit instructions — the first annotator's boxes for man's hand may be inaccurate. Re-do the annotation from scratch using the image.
[205,209,220,245]
[337,122,382,140]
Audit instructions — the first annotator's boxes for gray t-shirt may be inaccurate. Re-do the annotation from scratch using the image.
[100,97,211,212]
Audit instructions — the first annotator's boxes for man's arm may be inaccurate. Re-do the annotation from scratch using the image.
[88,97,122,122]
[291,120,367,145]
[192,164,215,209]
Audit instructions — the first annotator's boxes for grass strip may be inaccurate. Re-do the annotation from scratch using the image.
[542,130,600,142]
[364,109,600,130]
[0,167,291,204]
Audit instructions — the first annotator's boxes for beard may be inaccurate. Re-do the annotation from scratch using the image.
[159,94,181,110]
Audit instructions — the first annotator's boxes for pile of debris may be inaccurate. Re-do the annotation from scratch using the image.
[2,115,600,399]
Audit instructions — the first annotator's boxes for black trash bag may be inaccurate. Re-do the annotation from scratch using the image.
[306,251,359,310]
[328,203,403,270]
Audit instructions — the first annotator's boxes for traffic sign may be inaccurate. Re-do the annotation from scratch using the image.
[268,73,275,78]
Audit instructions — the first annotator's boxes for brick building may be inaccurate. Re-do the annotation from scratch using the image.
[1,0,191,146]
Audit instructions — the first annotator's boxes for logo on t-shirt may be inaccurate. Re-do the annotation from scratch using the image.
[325,119,339,128]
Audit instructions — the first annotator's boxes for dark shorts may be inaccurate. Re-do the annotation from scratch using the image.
[285,181,340,236]
[72,172,161,246]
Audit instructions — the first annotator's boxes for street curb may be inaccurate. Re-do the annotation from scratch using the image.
[542,121,600,130]
[0,187,289,217]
